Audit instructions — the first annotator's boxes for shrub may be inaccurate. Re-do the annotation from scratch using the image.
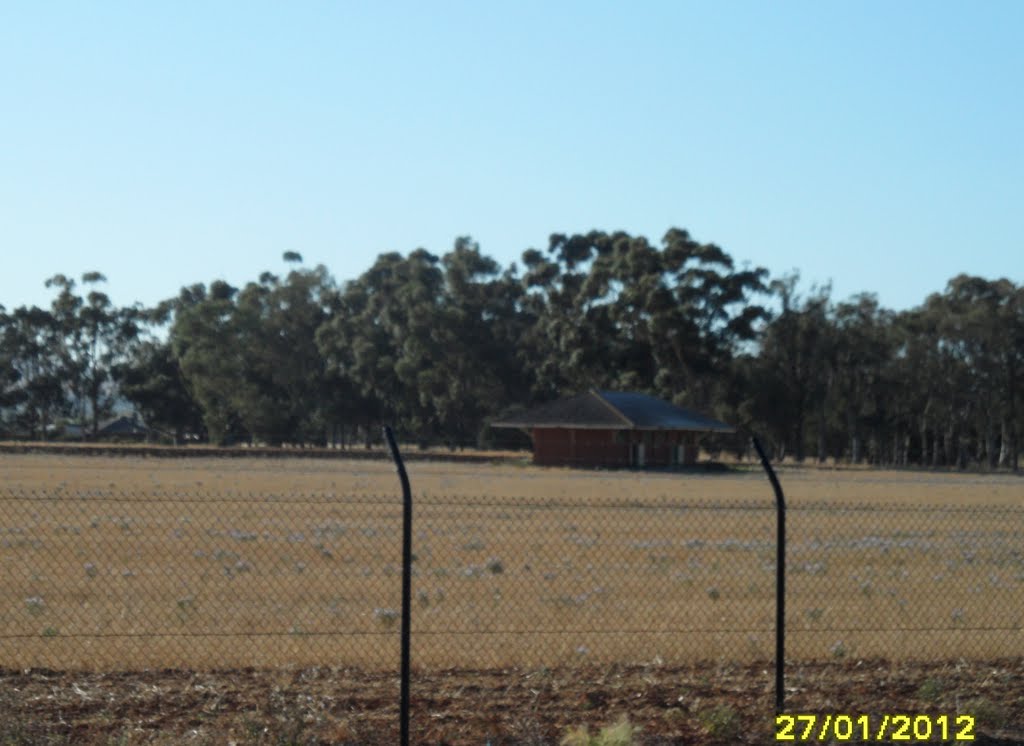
[698,703,741,742]
[560,716,637,746]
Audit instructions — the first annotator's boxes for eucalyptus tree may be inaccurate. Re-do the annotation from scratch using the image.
[0,306,25,432]
[935,275,1022,469]
[651,228,769,409]
[229,259,336,444]
[169,280,244,445]
[752,276,834,461]
[1005,283,1024,470]
[830,293,897,464]
[591,232,670,393]
[518,230,620,397]
[114,337,204,444]
[40,272,140,436]
[43,274,86,426]
[316,249,448,443]
[429,237,527,446]
[519,228,769,415]
[80,274,141,435]
[153,257,339,446]
[1,305,65,438]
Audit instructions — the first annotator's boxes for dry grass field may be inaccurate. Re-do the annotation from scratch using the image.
[4,449,1024,504]
[1,453,1022,672]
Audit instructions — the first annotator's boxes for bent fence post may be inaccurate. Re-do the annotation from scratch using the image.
[752,435,787,715]
[384,426,413,746]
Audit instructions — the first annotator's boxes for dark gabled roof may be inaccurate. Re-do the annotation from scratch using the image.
[97,415,150,436]
[491,390,734,432]
[598,391,735,431]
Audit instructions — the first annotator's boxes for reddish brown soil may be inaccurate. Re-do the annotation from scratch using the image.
[1,660,1022,744]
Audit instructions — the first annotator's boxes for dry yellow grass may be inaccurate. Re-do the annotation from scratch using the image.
[0,453,1021,671]
[4,451,1024,503]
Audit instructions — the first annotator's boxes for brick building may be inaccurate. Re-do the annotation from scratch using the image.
[491,389,734,467]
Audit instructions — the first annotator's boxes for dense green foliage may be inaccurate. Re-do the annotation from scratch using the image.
[1,230,1021,468]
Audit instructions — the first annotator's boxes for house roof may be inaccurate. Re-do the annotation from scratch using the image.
[97,415,150,436]
[491,390,735,432]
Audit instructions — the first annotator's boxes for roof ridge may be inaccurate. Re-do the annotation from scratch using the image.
[590,389,635,427]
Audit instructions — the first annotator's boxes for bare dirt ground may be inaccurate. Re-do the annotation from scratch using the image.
[1,659,1022,745]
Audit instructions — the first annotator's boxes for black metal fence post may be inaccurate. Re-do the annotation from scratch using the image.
[384,426,412,746]
[752,435,787,715]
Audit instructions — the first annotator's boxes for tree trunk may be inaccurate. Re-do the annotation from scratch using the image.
[919,421,929,467]
[983,416,996,469]
[817,397,827,463]
[1008,356,1019,472]
[999,418,1010,467]
[794,418,806,462]
[90,377,100,439]
[945,424,957,465]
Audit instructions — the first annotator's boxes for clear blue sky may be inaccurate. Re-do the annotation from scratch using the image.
[2,1,1021,314]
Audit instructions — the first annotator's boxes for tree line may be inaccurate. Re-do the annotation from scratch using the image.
[1,230,1021,469]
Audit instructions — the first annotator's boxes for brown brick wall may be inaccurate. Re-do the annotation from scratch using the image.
[530,428,700,467]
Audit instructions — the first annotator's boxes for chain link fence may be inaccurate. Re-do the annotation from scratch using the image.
[787,501,1024,661]
[0,489,402,669]
[1,486,1021,671]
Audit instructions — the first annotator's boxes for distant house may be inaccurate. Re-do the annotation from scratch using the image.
[53,423,84,439]
[490,389,734,468]
[96,414,151,441]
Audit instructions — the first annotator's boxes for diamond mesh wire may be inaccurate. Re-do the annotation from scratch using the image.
[1,487,1020,670]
